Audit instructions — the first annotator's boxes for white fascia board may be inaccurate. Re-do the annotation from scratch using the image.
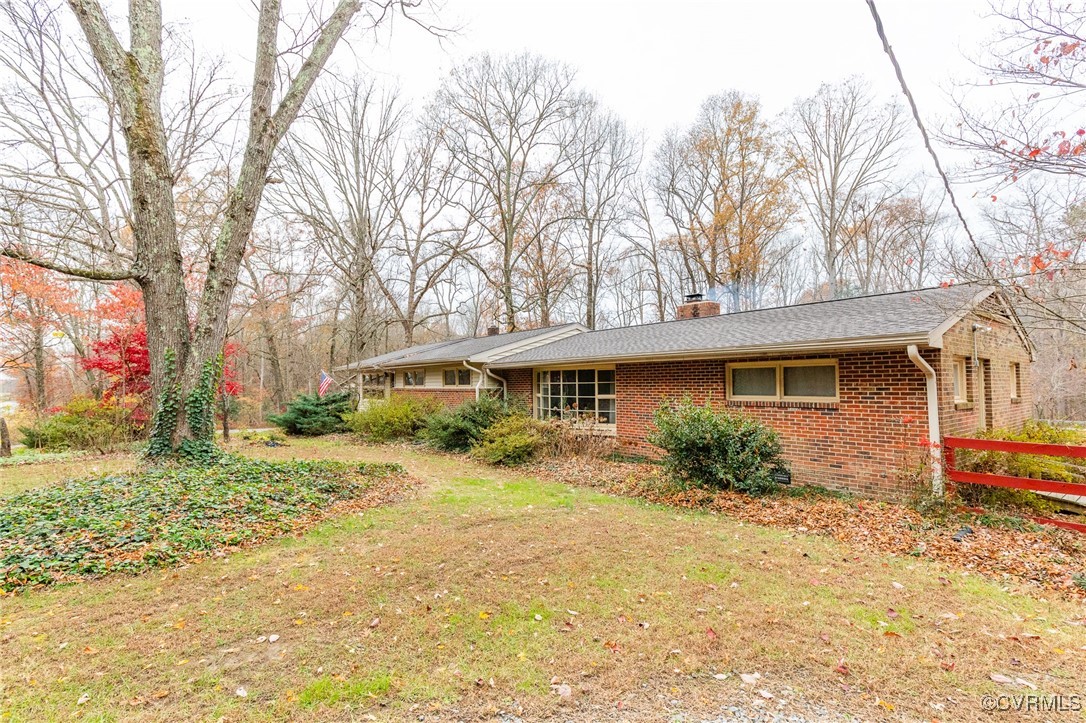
[926,287,995,348]
[468,324,588,364]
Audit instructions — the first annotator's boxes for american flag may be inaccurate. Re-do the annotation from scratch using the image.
[317,370,333,397]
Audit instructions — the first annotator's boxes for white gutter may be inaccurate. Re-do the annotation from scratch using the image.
[463,361,485,401]
[907,344,943,495]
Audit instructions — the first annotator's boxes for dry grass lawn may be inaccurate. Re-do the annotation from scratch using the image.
[1,437,1084,722]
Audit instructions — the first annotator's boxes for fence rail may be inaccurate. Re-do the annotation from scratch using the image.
[942,435,1086,534]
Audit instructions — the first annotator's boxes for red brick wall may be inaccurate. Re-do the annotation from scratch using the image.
[393,388,477,407]
[936,314,1032,437]
[612,350,935,500]
[499,368,535,409]
[495,324,1032,500]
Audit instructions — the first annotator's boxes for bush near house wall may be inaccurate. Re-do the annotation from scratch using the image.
[343,395,440,442]
[470,414,555,466]
[649,398,786,496]
[420,395,514,452]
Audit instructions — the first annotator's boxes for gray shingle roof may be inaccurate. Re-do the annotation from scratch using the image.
[335,338,462,371]
[490,286,991,368]
[341,323,584,370]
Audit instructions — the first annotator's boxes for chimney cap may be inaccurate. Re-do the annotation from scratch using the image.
[684,291,704,303]
[486,325,500,336]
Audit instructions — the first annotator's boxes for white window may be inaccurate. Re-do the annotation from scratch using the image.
[402,370,425,387]
[727,360,838,402]
[443,368,472,387]
[1009,362,1021,400]
[952,358,968,403]
[535,368,615,425]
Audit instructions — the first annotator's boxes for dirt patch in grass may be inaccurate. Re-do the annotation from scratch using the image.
[527,456,1086,601]
[2,438,1083,721]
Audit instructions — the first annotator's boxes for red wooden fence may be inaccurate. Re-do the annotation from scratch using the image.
[943,436,1086,534]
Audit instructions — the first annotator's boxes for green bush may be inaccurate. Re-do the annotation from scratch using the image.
[955,420,1083,513]
[343,395,440,442]
[268,391,353,436]
[420,394,511,452]
[649,398,785,495]
[18,397,139,452]
[470,414,555,466]
[0,455,404,590]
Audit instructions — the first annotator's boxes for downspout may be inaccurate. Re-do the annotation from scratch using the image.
[907,344,943,495]
[484,365,508,401]
[463,361,485,401]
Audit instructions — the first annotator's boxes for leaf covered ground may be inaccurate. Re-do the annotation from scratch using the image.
[0,439,1084,722]
[527,457,1086,600]
[0,455,411,590]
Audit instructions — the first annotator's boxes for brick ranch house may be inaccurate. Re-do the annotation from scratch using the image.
[341,286,1033,500]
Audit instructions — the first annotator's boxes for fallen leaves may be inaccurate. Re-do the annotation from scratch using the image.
[990,672,1037,689]
[529,458,1086,599]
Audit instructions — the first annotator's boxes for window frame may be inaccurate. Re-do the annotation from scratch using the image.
[1009,362,1021,400]
[402,369,426,387]
[442,368,472,387]
[726,359,839,403]
[533,366,616,428]
[952,358,969,403]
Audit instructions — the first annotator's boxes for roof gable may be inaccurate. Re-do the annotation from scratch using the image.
[338,323,586,371]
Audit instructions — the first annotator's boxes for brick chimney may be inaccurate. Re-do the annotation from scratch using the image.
[486,325,500,336]
[676,292,720,321]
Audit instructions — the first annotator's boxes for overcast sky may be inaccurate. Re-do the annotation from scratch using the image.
[176,0,995,139]
[167,0,1006,217]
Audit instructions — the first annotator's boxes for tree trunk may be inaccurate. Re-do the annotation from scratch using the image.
[221,392,230,443]
[31,318,47,412]
[259,317,288,412]
[0,417,11,457]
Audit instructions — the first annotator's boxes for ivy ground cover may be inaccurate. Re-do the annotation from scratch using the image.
[0,455,409,590]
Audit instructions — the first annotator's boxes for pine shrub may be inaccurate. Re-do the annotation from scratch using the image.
[268,391,353,436]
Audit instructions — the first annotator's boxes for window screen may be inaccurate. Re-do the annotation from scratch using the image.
[782,364,836,398]
[731,366,777,397]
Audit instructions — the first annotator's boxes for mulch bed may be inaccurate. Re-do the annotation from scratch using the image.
[527,457,1086,599]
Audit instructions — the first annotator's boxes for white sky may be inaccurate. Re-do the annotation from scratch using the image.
[178,0,994,131]
[172,0,1001,206]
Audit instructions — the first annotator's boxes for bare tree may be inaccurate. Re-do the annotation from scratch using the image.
[379,120,471,344]
[621,181,680,322]
[787,77,907,298]
[273,76,402,360]
[653,91,796,311]
[0,0,432,455]
[433,52,577,331]
[565,96,639,329]
[514,182,576,327]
